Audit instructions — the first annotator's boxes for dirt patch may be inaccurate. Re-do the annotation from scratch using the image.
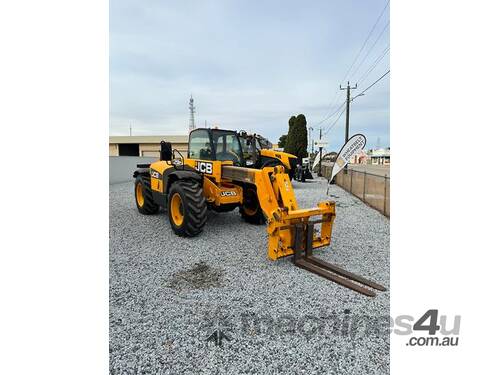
[166,262,223,290]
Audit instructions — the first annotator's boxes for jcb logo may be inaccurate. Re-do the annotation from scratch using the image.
[195,161,213,174]
[220,191,237,197]
[151,170,160,179]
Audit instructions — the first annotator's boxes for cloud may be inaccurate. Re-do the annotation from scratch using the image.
[110,0,390,149]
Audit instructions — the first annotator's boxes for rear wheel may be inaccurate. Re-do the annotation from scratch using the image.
[168,180,207,237]
[135,175,159,214]
[262,159,293,179]
[261,159,283,169]
[239,185,265,224]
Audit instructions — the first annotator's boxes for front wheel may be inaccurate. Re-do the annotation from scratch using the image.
[167,180,207,237]
[239,185,266,224]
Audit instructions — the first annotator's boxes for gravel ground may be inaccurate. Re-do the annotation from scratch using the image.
[109,177,390,374]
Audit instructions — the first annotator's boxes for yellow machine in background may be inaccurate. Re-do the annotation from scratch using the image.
[239,132,298,179]
[133,128,385,296]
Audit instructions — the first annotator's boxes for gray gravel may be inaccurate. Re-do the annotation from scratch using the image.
[110,177,390,374]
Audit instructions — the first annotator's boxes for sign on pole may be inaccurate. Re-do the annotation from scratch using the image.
[312,149,324,170]
[314,140,329,148]
[328,134,366,184]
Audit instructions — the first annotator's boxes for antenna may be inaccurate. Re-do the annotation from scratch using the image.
[189,95,196,131]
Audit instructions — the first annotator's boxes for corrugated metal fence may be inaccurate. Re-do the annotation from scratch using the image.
[320,163,390,217]
[109,156,157,184]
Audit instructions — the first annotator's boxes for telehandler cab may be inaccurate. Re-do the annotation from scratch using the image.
[238,132,298,179]
[133,128,386,296]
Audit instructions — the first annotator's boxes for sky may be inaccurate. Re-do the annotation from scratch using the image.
[110,0,389,151]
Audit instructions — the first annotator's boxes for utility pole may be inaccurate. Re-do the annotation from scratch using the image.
[340,81,357,174]
[318,127,323,177]
[340,81,357,144]
[129,124,132,136]
[309,126,314,154]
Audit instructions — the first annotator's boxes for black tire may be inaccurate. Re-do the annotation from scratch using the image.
[261,159,283,169]
[167,179,207,237]
[134,175,159,214]
[262,159,292,178]
[239,185,266,224]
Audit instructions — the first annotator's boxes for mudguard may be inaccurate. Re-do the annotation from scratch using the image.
[133,168,150,178]
[162,168,202,194]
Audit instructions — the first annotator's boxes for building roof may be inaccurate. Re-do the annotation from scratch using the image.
[109,135,189,144]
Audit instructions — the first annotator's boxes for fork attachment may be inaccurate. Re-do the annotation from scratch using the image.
[292,223,387,297]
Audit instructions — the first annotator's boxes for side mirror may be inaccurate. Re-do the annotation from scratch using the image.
[160,141,172,161]
[171,149,185,167]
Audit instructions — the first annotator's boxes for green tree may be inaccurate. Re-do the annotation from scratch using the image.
[284,116,296,154]
[294,114,308,161]
[278,134,288,148]
[284,114,309,163]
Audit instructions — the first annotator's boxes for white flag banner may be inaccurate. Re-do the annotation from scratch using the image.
[312,150,325,170]
[328,134,366,184]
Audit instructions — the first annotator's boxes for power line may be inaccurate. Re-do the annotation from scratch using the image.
[314,100,346,127]
[358,46,390,85]
[341,0,390,83]
[324,106,347,136]
[350,21,390,80]
[324,72,389,138]
[313,0,389,128]
[358,70,390,96]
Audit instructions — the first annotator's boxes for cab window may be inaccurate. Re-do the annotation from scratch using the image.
[211,131,243,165]
[259,138,272,149]
[189,129,212,160]
[240,136,254,155]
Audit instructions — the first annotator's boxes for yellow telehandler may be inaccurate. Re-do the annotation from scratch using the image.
[133,128,385,296]
[238,131,298,179]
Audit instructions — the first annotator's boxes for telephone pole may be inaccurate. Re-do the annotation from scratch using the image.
[340,82,357,174]
[340,81,357,144]
[317,127,323,177]
[309,126,314,154]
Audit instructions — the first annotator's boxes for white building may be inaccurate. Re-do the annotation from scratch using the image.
[368,148,390,165]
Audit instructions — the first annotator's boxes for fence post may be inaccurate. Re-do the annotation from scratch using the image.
[350,170,353,192]
[383,174,387,216]
[363,171,366,200]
